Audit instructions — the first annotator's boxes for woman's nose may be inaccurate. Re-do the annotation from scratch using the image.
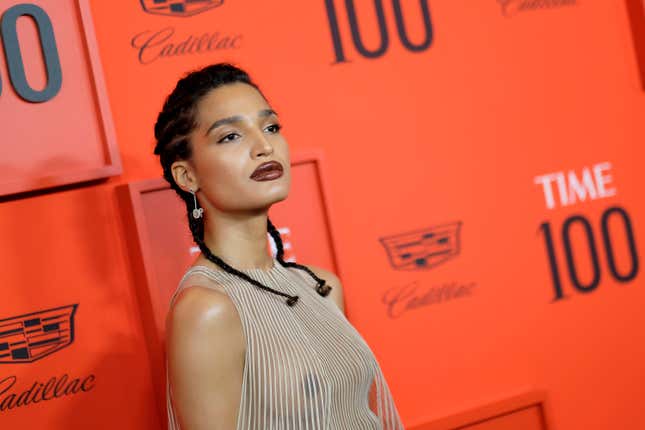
[251,131,274,157]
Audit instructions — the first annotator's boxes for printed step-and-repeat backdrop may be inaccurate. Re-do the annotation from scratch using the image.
[0,1,643,429]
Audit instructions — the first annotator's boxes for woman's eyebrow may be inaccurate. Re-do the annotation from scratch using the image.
[205,109,278,136]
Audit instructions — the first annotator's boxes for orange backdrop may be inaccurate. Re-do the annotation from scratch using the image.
[0,1,643,429]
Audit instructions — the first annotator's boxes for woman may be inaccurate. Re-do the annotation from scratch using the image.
[154,63,405,429]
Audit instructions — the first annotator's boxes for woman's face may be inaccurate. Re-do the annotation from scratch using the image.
[178,82,291,213]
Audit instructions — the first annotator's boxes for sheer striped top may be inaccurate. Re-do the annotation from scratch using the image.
[166,257,405,429]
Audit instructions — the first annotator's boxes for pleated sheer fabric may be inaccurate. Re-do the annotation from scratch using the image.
[166,257,405,430]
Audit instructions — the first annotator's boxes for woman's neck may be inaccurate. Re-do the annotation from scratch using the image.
[201,211,274,270]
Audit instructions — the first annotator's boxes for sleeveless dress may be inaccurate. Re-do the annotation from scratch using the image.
[166,257,405,429]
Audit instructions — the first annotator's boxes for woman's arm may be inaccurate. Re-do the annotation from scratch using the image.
[166,285,245,430]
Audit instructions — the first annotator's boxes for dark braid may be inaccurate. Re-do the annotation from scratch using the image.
[267,218,331,297]
[153,62,330,306]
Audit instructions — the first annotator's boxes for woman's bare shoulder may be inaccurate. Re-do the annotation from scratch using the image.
[165,284,245,428]
[166,283,240,339]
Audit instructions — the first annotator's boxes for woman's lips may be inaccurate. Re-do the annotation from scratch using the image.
[253,170,283,181]
[250,161,283,181]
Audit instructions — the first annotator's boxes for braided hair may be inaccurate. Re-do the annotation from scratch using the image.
[153,63,331,306]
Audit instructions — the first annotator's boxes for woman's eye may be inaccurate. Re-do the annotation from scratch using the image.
[266,123,282,133]
[218,133,239,143]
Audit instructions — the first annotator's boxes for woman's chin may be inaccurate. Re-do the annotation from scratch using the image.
[238,191,288,211]
[256,180,290,199]
[264,189,289,205]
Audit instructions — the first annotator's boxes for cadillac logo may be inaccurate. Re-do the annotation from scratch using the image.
[140,0,224,17]
[0,304,78,364]
[379,222,462,270]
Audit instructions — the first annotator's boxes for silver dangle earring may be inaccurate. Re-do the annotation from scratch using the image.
[190,189,203,219]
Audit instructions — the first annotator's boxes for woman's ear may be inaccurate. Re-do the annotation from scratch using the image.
[171,160,198,192]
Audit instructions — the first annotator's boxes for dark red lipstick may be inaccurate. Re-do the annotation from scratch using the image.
[250,160,283,181]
